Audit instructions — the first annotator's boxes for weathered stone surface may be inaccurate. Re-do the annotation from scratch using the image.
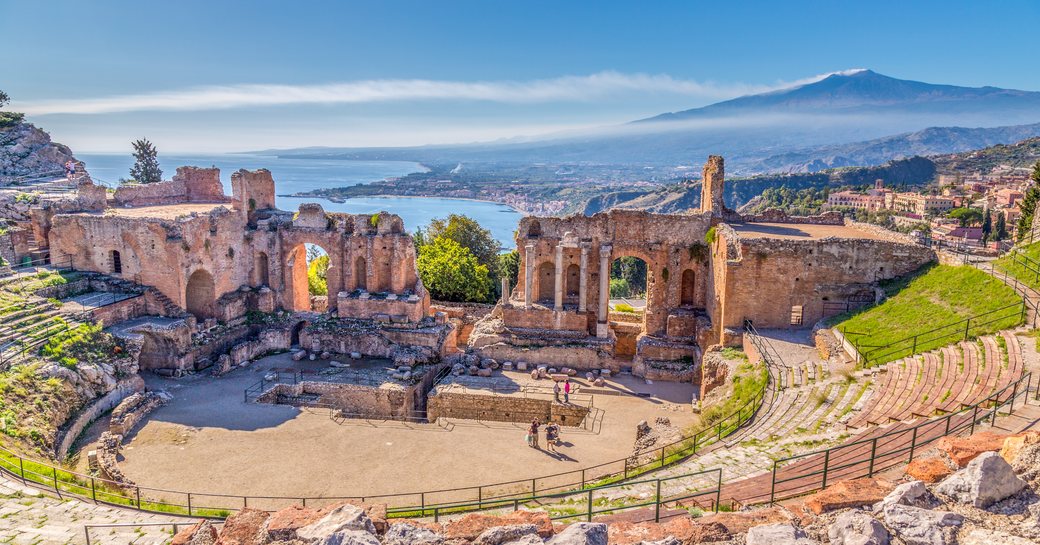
[905,457,953,483]
[882,504,963,545]
[937,431,1007,467]
[547,522,607,545]
[316,529,379,545]
[706,507,791,534]
[606,517,727,544]
[216,508,270,545]
[958,528,1034,545]
[935,451,1027,508]
[172,520,219,545]
[745,523,816,545]
[265,505,326,541]
[472,524,539,545]
[296,504,376,541]
[504,535,544,545]
[804,478,895,514]
[443,511,554,541]
[1000,431,1040,465]
[1011,442,1040,485]
[873,481,939,513]
[827,511,889,545]
[383,522,444,545]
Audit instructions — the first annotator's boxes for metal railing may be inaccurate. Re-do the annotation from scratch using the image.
[765,372,1035,504]
[843,300,1027,367]
[744,320,790,389]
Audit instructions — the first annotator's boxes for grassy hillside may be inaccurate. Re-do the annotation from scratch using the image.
[836,264,1023,365]
[993,241,1040,292]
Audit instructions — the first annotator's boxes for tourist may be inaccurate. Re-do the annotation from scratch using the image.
[553,381,561,402]
[563,379,571,404]
[545,422,559,451]
[529,420,540,449]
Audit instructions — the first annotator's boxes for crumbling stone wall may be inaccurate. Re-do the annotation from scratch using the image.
[259,382,417,419]
[109,391,166,436]
[112,166,228,207]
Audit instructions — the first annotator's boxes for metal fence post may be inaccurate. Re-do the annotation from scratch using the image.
[654,479,662,522]
[586,489,593,522]
[867,438,877,477]
[908,427,918,462]
[822,450,831,489]
[769,461,777,504]
[964,318,971,340]
[971,405,978,434]
[187,493,192,516]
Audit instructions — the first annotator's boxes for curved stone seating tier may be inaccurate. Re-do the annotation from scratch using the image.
[846,334,1024,429]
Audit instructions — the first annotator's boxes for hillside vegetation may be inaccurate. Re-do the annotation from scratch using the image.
[993,241,1040,292]
[836,264,1023,365]
[933,136,1040,174]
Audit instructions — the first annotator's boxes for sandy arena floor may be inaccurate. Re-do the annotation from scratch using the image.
[109,353,698,505]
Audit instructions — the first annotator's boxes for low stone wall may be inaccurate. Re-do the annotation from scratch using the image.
[109,392,166,436]
[427,390,589,427]
[739,208,845,225]
[95,431,133,486]
[502,306,589,333]
[476,341,615,372]
[258,381,417,420]
[53,376,144,459]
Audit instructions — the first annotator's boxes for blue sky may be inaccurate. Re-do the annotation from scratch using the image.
[3,0,1038,152]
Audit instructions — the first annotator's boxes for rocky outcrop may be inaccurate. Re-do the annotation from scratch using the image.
[0,122,75,178]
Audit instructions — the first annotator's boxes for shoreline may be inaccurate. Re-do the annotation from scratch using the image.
[279,192,527,215]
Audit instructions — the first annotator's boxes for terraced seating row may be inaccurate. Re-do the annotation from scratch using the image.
[846,333,1023,428]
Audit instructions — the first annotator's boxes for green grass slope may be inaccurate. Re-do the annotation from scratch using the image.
[836,264,1023,365]
[993,241,1040,292]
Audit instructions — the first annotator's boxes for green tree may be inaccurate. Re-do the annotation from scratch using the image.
[0,90,8,109]
[417,238,493,302]
[982,209,992,243]
[417,214,499,275]
[129,138,163,184]
[1018,162,1040,241]
[610,257,647,298]
[948,207,984,227]
[995,212,1008,241]
[498,249,520,290]
[307,254,329,296]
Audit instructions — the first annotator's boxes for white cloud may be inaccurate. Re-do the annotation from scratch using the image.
[14,70,860,115]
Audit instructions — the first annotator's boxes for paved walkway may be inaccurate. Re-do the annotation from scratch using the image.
[0,477,191,545]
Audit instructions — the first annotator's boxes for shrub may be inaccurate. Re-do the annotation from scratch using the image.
[614,303,636,313]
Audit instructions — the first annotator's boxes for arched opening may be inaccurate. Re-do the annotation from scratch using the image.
[536,262,554,303]
[111,250,122,274]
[185,269,216,320]
[290,321,308,346]
[680,269,696,306]
[354,256,368,291]
[254,252,270,287]
[565,263,580,297]
[286,243,331,312]
[609,256,649,360]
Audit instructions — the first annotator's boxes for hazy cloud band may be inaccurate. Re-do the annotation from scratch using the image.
[16,70,865,115]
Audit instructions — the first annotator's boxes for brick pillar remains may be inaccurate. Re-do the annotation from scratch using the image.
[700,155,725,216]
[554,244,564,311]
[524,243,535,309]
[597,244,611,338]
[578,244,589,312]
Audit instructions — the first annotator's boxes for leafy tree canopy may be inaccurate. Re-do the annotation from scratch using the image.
[415,214,500,276]
[1017,162,1040,241]
[947,207,984,227]
[307,254,329,296]
[417,238,493,303]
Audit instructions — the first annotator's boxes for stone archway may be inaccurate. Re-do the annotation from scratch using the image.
[185,269,216,320]
[354,256,367,291]
[254,252,270,287]
[285,243,332,312]
[681,269,695,306]
[566,263,580,297]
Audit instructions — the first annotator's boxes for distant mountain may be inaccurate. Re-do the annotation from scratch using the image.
[261,70,1040,175]
[741,122,1040,173]
[640,70,1040,122]
[932,136,1040,174]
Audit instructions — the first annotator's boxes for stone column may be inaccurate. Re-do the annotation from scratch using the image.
[578,244,589,312]
[597,244,611,338]
[524,243,535,309]
[500,277,509,306]
[554,244,564,311]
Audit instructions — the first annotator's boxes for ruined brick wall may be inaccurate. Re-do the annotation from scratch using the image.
[260,382,416,419]
[711,227,935,339]
[112,166,228,207]
[510,209,712,337]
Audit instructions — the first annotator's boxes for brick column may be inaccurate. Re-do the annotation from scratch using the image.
[597,244,611,337]
[524,243,535,309]
[554,244,564,311]
[578,244,589,312]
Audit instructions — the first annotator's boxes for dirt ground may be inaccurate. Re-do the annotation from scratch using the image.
[109,353,698,507]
